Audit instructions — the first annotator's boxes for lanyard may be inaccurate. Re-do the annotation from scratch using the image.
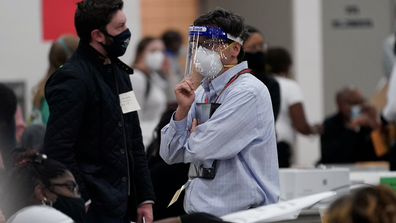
[205,68,251,103]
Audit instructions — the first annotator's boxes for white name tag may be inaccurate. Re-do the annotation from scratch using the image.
[119,91,140,114]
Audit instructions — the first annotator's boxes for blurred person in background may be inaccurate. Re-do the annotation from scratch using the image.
[0,83,18,223]
[130,37,169,148]
[29,35,79,125]
[162,30,184,103]
[382,33,395,80]
[381,38,396,170]
[0,148,85,222]
[327,185,396,223]
[266,47,321,167]
[20,123,47,152]
[14,105,26,144]
[0,83,18,172]
[319,86,382,164]
[146,104,189,220]
[243,25,280,121]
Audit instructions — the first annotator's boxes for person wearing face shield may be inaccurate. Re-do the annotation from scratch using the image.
[243,25,280,121]
[130,37,169,148]
[43,0,155,223]
[159,8,280,217]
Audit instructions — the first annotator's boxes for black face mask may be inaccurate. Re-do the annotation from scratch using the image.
[244,51,266,73]
[100,28,131,57]
[52,194,86,223]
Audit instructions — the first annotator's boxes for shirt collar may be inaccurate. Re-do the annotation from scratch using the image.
[77,41,133,75]
[78,40,107,65]
[201,61,248,94]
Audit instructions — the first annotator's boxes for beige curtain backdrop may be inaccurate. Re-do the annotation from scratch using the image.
[140,0,199,87]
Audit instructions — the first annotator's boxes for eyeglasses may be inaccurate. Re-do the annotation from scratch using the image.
[244,42,268,53]
[51,181,78,194]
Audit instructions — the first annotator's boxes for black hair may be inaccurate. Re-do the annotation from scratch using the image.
[161,30,182,53]
[132,36,157,66]
[0,83,17,126]
[0,147,70,219]
[0,83,18,171]
[246,25,260,35]
[193,7,251,63]
[266,47,292,74]
[74,0,124,42]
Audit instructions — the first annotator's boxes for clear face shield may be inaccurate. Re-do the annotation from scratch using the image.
[184,26,243,81]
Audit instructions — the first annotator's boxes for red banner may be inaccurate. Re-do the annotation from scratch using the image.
[42,0,79,41]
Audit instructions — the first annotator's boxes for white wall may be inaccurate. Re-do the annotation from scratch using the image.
[0,0,141,119]
[292,0,324,166]
[322,0,394,116]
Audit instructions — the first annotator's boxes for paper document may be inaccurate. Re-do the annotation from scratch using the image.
[221,191,337,223]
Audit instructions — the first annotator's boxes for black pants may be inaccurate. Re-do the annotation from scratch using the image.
[385,145,396,171]
[277,141,291,168]
[86,207,129,223]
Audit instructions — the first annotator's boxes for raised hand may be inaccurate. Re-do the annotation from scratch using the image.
[174,77,195,121]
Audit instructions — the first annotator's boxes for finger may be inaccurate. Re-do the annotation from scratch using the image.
[180,77,194,90]
[136,213,143,223]
[192,118,198,128]
[145,215,153,223]
[191,118,197,131]
[176,82,193,94]
[185,77,195,90]
[190,118,198,136]
[187,81,195,91]
[185,77,194,83]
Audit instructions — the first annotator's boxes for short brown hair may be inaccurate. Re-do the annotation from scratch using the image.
[74,0,124,42]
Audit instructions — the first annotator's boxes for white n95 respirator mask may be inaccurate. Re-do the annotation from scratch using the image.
[194,46,223,77]
[145,51,165,71]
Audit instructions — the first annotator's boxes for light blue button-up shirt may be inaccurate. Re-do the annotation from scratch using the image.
[160,61,280,217]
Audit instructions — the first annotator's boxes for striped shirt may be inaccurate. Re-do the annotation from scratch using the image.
[160,61,280,216]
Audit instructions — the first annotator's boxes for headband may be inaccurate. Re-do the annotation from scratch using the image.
[188,26,244,45]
